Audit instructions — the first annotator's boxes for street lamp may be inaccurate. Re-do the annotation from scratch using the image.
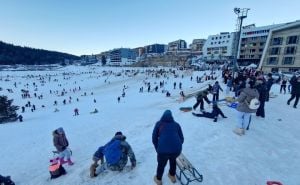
[233,7,250,76]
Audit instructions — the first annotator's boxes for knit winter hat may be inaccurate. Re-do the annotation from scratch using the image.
[57,127,64,134]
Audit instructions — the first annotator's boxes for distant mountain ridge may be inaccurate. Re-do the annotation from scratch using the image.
[0,41,80,65]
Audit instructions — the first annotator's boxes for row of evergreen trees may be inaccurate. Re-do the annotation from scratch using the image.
[0,41,80,65]
[0,96,19,124]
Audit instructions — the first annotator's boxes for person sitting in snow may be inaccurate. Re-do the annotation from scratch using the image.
[90,131,136,178]
[90,108,98,114]
[52,127,74,166]
[192,102,227,122]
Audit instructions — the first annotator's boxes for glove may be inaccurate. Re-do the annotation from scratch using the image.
[131,161,136,169]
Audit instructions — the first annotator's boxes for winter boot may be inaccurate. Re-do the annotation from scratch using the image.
[90,163,98,178]
[67,159,74,166]
[233,128,245,136]
[60,158,67,165]
[153,176,162,185]
[168,173,176,183]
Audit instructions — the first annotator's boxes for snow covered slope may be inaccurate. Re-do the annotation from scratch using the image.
[0,66,299,185]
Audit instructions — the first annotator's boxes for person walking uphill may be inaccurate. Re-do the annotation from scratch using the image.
[233,80,259,136]
[152,110,184,185]
[53,127,74,165]
[90,132,136,177]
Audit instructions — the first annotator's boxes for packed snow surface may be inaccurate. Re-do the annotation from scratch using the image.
[0,66,299,185]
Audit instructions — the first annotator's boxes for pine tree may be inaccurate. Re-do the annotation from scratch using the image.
[0,96,19,123]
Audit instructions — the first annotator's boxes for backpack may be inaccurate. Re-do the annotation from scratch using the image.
[103,139,122,165]
[49,158,66,179]
[247,97,260,110]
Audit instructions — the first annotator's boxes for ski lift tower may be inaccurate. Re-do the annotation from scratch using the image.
[232,8,250,76]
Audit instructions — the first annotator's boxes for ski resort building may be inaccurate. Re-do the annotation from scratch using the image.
[107,48,137,66]
[203,32,235,62]
[259,21,300,73]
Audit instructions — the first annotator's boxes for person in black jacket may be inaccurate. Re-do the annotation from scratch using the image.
[265,73,274,102]
[152,110,184,185]
[287,76,300,108]
[192,103,227,122]
[255,79,268,118]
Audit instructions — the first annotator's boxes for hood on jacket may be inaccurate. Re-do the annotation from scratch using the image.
[160,110,174,122]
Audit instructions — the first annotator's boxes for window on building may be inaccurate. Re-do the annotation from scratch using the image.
[228,35,230,38]
[260,42,265,46]
[227,40,229,43]
[271,37,283,45]
[285,46,297,55]
[282,57,294,65]
[216,37,218,40]
[259,49,263,52]
[211,42,213,45]
[218,41,221,44]
[241,50,245,53]
[242,38,247,42]
[269,47,281,55]
[219,37,222,39]
[267,57,278,65]
[286,36,299,44]
[250,49,256,53]
[212,37,214,40]
[252,37,257,41]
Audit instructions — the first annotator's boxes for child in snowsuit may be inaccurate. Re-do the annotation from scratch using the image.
[52,127,74,166]
[192,103,227,122]
[90,132,136,177]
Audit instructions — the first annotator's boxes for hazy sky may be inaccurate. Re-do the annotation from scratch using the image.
[1,0,299,55]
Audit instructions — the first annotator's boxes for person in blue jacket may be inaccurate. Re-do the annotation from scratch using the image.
[152,110,184,185]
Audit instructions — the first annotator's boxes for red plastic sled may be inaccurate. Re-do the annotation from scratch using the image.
[267,181,283,185]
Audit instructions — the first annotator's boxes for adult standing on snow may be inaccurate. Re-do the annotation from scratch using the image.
[287,76,300,108]
[212,81,223,101]
[234,80,259,135]
[193,90,211,112]
[152,110,184,185]
[52,127,74,165]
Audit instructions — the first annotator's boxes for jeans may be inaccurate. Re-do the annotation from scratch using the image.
[237,111,251,129]
[156,153,180,180]
[59,148,71,160]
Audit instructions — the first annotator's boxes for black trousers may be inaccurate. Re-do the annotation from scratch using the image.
[193,99,204,110]
[213,93,219,101]
[280,85,286,93]
[156,153,180,180]
[288,94,300,107]
[256,101,265,118]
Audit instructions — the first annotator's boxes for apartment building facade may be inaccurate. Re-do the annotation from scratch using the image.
[238,24,281,66]
[167,39,187,53]
[203,32,235,61]
[259,21,300,72]
[189,39,206,56]
[145,44,166,54]
[107,48,137,66]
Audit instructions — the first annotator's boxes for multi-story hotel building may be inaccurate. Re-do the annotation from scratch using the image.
[203,32,235,61]
[238,24,281,66]
[189,39,206,56]
[259,21,300,72]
